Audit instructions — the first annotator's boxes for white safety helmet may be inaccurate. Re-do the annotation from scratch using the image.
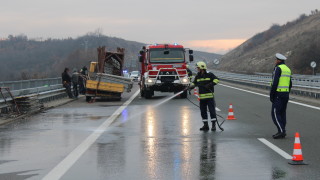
[275,53,287,61]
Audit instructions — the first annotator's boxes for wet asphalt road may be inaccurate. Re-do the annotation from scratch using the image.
[0,83,320,180]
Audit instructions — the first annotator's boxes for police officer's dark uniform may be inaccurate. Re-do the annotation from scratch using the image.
[190,61,220,131]
[270,53,292,139]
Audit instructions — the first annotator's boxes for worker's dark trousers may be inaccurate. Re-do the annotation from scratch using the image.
[63,83,73,98]
[200,98,216,121]
[79,78,86,94]
[271,92,289,133]
[72,83,79,98]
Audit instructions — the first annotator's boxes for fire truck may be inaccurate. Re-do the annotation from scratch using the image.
[139,43,194,99]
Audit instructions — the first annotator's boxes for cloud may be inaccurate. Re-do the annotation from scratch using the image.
[0,15,150,39]
[182,39,247,54]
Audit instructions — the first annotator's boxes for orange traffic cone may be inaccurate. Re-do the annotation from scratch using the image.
[194,88,200,101]
[227,104,236,120]
[288,132,308,165]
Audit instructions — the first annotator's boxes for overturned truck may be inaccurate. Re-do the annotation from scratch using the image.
[85,47,133,102]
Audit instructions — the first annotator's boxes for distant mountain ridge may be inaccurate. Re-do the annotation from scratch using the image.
[219,11,320,75]
[0,34,221,81]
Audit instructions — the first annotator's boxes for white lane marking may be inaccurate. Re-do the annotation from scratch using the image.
[220,84,320,110]
[43,90,140,180]
[258,138,292,159]
[215,107,221,112]
[288,101,320,110]
[220,84,269,97]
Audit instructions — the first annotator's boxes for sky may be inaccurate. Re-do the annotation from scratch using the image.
[1,0,319,54]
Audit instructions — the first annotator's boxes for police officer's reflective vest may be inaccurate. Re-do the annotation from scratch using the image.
[275,64,291,92]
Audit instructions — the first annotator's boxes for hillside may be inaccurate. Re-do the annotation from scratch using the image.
[193,51,222,68]
[0,34,144,81]
[0,34,221,81]
[219,11,320,75]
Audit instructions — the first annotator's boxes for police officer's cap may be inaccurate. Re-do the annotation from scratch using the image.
[275,53,287,61]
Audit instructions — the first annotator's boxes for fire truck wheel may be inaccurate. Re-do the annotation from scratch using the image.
[145,89,153,99]
[140,89,145,97]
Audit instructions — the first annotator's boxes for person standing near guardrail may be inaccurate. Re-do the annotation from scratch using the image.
[72,68,79,98]
[270,53,292,139]
[62,67,73,98]
[79,66,88,95]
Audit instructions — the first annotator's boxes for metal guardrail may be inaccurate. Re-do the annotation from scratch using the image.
[0,85,64,102]
[0,78,66,113]
[213,70,320,99]
[0,78,61,91]
[214,71,320,89]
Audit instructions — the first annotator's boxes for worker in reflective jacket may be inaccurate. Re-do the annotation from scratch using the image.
[270,53,292,139]
[189,61,220,131]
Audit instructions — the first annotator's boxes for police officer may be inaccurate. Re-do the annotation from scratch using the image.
[270,53,292,139]
[189,61,220,131]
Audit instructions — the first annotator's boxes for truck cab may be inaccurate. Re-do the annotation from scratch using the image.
[139,43,193,99]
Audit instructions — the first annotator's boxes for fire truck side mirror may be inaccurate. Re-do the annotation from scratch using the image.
[139,50,144,55]
[189,55,194,62]
[189,50,193,54]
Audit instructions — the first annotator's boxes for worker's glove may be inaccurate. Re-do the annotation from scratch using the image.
[270,95,274,103]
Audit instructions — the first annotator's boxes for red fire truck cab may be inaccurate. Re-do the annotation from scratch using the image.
[139,43,194,99]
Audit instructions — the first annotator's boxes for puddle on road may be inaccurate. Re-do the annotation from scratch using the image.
[89,116,111,120]
[40,112,110,121]
[0,160,16,165]
[0,170,39,180]
[272,167,287,179]
[99,105,121,107]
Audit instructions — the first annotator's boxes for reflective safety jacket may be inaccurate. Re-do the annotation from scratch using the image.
[270,62,292,96]
[192,71,219,99]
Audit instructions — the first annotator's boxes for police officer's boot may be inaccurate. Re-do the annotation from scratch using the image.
[200,122,209,131]
[211,121,216,131]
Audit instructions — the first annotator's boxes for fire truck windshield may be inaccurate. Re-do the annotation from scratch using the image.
[150,48,184,63]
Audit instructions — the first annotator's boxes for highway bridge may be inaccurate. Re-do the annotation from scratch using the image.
[0,73,320,179]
